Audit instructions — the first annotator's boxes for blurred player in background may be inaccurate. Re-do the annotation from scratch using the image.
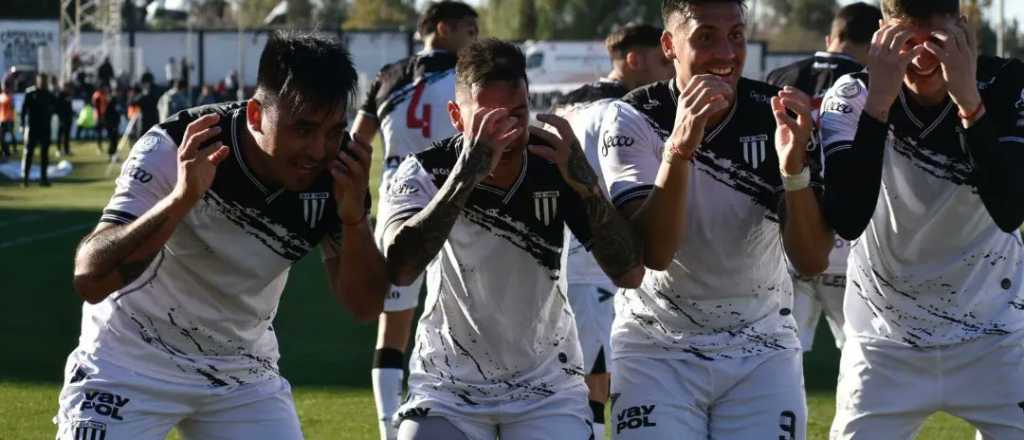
[56,31,387,439]
[820,0,1024,438]
[766,2,881,353]
[598,0,833,437]
[549,22,672,439]
[381,38,642,440]
[350,2,479,439]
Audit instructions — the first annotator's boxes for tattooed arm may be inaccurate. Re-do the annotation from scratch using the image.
[531,114,644,288]
[73,114,230,303]
[384,108,523,286]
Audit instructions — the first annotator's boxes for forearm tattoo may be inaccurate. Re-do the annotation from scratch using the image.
[80,213,168,285]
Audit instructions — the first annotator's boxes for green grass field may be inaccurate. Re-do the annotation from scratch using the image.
[0,141,977,439]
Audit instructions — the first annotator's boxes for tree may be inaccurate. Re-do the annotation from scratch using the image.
[343,0,417,31]
[480,0,663,41]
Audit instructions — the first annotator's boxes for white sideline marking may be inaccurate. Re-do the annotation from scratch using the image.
[0,223,92,249]
[0,214,49,228]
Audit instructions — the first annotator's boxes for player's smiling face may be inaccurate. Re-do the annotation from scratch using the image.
[895,15,958,103]
[249,98,349,192]
[450,79,530,160]
[665,2,747,90]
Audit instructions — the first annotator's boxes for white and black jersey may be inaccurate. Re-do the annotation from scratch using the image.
[821,56,1024,347]
[599,78,812,361]
[81,101,346,387]
[379,134,593,406]
[360,49,459,190]
[551,79,628,286]
[768,51,864,275]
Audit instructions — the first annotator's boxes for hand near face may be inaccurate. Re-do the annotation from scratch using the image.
[771,87,814,176]
[922,18,981,113]
[173,113,230,205]
[864,21,924,120]
[330,134,372,224]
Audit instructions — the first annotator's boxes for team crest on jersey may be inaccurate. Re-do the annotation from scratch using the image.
[740,134,769,169]
[837,81,862,99]
[300,192,330,229]
[71,420,107,439]
[533,191,559,226]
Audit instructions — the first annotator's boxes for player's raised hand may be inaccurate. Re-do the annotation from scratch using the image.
[924,18,982,116]
[772,87,814,176]
[461,107,523,181]
[529,114,593,191]
[330,133,372,225]
[174,113,230,205]
[864,21,924,120]
[666,74,732,161]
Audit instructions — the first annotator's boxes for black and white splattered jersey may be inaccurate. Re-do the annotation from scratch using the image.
[768,51,864,275]
[378,134,593,405]
[599,78,811,361]
[80,101,343,387]
[820,56,1024,347]
[551,79,628,286]
[360,49,459,189]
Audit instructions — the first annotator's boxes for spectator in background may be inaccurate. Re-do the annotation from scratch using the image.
[76,102,97,140]
[101,87,122,162]
[21,73,57,187]
[92,85,110,152]
[179,56,190,87]
[56,82,75,157]
[98,56,115,90]
[158,79,190,121]
[225,69,238,100]
[132,77,159,134]
[197,84,218,106]
[165,56,177,88]
[0,83,15,161]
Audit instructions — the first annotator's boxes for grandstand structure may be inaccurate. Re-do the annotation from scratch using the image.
[59,0,129,83]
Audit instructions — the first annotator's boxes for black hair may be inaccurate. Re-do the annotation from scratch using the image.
[606,24,664,60]
[455,38,527,97]
[881,0,959,21]
[833,3,883,45]
[661,0,746,27]
[418,1,478,38]
[255,30,358,114]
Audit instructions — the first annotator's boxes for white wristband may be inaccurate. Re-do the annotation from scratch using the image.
[781,166,811,192]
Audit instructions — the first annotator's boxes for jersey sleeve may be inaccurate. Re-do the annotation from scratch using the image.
[358,72,383,121]
[100,129,178,225]
[377,155,439,235]
[597,101,664,209]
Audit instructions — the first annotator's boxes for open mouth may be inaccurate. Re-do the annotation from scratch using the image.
[909,64,940,78]
[708,66,736,77]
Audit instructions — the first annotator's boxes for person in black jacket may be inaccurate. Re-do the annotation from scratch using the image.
[102,87,122,161]
[20,73,57,187]
[56,82,75,156]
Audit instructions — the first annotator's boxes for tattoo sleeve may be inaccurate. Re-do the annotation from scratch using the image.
[564,144,642,279]
[384,139,494,284]
[79,213,169,286]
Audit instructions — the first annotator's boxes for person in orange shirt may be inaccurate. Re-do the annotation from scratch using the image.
[0,83,15,161]
[91,85,109,151]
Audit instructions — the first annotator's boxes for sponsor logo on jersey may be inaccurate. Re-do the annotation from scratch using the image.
[123,163,153,184]
[740,134,769,169]
[397,407,431,419]
[79,390,130,421]
[300,192,330,229]
[823,98,853,114]
[602,135,634,156]
[749,91,772,103]
[389,183,419,196]
[71,420,108,440]
[837,81,862,99]
[533,191,559,226]
[616,404,656,434]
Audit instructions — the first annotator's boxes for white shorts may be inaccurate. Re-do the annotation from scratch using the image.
[610,349,806,440]
[792,273,846,351]
[54,351,302,440]
[567,282,615,374]
[830,332,1024,440]
[396,386,591,440]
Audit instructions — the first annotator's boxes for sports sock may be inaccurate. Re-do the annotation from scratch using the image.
[590,400,606,439]
[372,348,405,440]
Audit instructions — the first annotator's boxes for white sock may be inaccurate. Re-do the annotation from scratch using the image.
[593,421,606,440]
[372,367,404,440]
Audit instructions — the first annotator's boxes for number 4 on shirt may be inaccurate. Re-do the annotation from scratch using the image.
[407,81,431,138]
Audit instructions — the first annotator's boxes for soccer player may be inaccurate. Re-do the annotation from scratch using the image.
[766,2,881,352]
[380,38,643,440]
[349,3,478,438]
[598,0,834,438]
[55,31,388,439]
[820,1,1024,438]
[550,23,673,438]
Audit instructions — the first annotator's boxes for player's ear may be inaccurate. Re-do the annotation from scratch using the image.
[448,100,465,133]
[661,30,675,61]
[436,21,450,39]
[246,98,265,136]
[625,50,641,70]
[825,35,832,49]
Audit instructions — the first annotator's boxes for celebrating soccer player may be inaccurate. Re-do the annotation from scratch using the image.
[597,0,834,438]
[349,3,479,439]
[56,31,387,439]
[820,0,1024,438]
[379,38,643,440]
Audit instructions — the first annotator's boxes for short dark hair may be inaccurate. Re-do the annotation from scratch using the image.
[455,38,527,98]
[832,3,882,45]
[418,1,478,38]
[174,79,188,90]
[661,0,746,27]
[881,0,959,21]
[256,30,358,114]
[606,24,664,60]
